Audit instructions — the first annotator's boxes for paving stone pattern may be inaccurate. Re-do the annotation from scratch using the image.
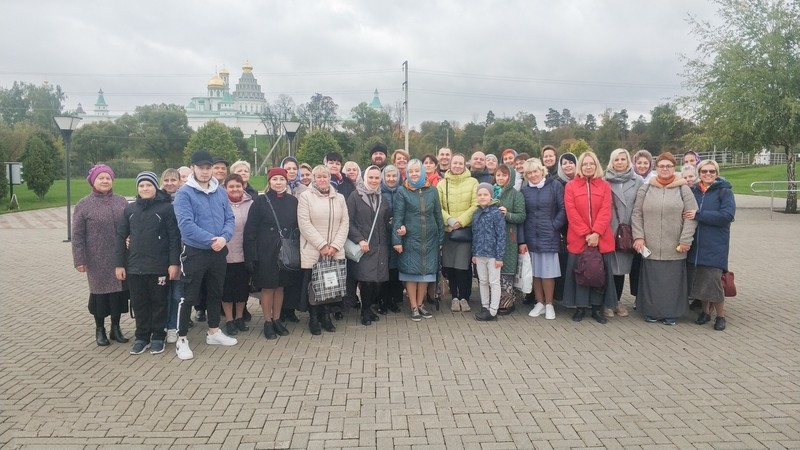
[1,198,798,449]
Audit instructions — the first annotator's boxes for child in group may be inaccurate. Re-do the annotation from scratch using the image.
[115,171,181,355]
[471,183,506,321]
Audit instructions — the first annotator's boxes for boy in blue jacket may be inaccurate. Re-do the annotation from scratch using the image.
[472,183,506,321]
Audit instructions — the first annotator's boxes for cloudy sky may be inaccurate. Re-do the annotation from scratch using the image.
[1,0,719,129]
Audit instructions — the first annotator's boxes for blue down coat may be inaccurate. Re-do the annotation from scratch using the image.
[518,177,566,253]
[687,178,736,271]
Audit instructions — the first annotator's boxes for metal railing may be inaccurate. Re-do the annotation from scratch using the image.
[750,181,799,219]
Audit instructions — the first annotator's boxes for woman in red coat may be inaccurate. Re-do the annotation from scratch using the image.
[561,151,617,324]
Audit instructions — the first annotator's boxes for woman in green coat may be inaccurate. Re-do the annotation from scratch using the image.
[492,165,526,314]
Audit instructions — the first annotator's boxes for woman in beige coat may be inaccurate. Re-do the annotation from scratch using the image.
[297,165,350,335]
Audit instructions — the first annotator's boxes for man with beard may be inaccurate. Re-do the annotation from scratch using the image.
[370,143,388,170]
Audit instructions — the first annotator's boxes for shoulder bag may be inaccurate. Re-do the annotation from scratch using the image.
[264,195,301,271]
[721,271,737,297]
[345,195,381,262]
[446,179,473,242]
[573,180,606,288]
[612,196,635,253]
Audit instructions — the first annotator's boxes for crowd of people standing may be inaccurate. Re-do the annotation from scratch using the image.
[72,143,736,360]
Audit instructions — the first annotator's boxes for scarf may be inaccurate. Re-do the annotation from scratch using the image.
[656,174,676,187]
[604,167,637,184]
[407,169,427,189]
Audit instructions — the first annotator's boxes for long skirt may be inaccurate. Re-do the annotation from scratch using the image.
[687,264,724,304]
[561,252,618,309]
[441,235,472,271]
[636,259,689,319]
[88,290,129,318]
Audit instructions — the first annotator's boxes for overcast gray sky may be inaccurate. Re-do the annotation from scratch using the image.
[1,0,719,129]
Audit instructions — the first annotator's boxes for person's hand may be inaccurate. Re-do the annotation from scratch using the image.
[397,225,407,236]
[519,244,528,254]
[633,239,645,253]
[495,260,503,269]
[586,233,599,247]
[359,240,369,253]
[393,244,403,254]
[683,210,696,220]
[452,221,462,229]
[499,206,508,216]
[168,265,180,280]
[115,267,126,281]
[471,256,477,264]
[211,236,227,252]
[75,265,86,273]
[676,243,690,253]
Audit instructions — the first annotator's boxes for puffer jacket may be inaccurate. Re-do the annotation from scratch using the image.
[173,176,234,250]
[438,168,478,230]
[471,202,506,260]
[564,177,614,254]
[115,189,181,274]
[631,176,698,261]
[226,192,253,264]
[687,178,735,271]
[494,170,526,274]
[392,182,445,276]
[297,185,349,269]
[518,177,566,253]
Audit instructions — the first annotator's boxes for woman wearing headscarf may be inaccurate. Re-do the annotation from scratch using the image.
[378,165,403,313]
[556,152,577,187]
[603,148,643,317]
[485,154,499,178]
[437,153,479,313]
[347,165,391,325]
[295,163,312,196]
[393,159,445,321]
[297,165,349,335]
[244,168,300,339]
[632,152,698,325]
[72,164,130,346]
[281,156,302,195]
[682,150,702,168]
[685,160,735,331]
[629,148,655,299]
[344,160,363,186]
[231,160,258,199]
[491,164,526,314]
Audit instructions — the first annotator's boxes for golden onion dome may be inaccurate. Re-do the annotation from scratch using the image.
[207,74,224,87]
[242,61,253,73]
[219,67,229,75]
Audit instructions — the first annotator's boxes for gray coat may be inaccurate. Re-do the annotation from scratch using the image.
[72,191,129,294]
[632,177,698,261]
[605,169,643,274]
[347,189,391,283]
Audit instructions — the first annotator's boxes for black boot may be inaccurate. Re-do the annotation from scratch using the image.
[377,300,388,315]
[591,306,608,324]
[320,312,336,332]
[110,324,129,343]
[283,309,300,323]
[361,310,372,326]
[572,308,586,322]
[308,313,322,335]
[263,321,277,340]
[96,327,110,346]
[273,320,290,336]
[225,321,239,336]
[235,318,249,331]
[695,312,712,325]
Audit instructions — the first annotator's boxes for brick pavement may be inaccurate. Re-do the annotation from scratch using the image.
[1,198,798,449]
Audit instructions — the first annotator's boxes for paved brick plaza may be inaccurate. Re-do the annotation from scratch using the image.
[1,196,798,449]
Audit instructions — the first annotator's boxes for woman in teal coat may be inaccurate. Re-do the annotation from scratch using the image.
[392,159,445,321]
[492,165,526,314]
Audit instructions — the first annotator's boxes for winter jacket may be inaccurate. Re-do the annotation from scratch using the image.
[392,182,445,276]
[564,177,614,254]
[687,178,735,271]
[494,170,526,274]
[631,176,698,261]
[518,178,566,253]
[72,191,129,294]
[438,168,478,230]
[605,168,644,274]
[381,182,401,269]
[347,189,391,282]
[115,190,181,275]
[331,174,355,200]
[173,176,235,250]
[471,168,494,184]
[243,190,299,288]
[472,203,506,260]
[297,185,349,269]
[226,192,253,264]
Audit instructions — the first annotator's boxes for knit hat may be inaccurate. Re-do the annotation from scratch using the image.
[324,152,343,163]
[370,143,388,156]
[86,164,115,186]
[136,171,159,188]
[655,152,677,167]
[477,182,494,195]
[267,167,288,180]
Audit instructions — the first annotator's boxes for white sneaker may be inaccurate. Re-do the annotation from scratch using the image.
[459,299,471,312]
[206,330,238,346]
[545,304,556,320]
[528,303,546,317]
[175,337,193,360]
[166,329,178,344]
[450,298,461,312]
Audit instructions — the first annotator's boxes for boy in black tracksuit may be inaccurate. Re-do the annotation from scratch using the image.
[115,171,181,355]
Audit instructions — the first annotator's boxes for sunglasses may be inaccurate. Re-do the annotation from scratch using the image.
[700,169,717,174]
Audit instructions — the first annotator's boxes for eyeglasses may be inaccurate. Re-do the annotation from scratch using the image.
[700,169,717,174]
[656,164,674,169]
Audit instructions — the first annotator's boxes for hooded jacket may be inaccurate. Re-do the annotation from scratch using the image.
[687,178,735,271]
[471,201,506,260]
[173,175,235,250]
[115,189,181,274]
[494,170,526,274]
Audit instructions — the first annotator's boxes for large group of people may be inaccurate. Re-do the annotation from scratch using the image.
[72,143,736,360]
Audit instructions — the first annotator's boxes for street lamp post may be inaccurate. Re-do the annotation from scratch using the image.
[282,121,301,158]
[53,115,82,242]
[253,130,258,175]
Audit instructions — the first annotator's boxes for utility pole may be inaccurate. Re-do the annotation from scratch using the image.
[402,60,409,152]
[253,130,258,175]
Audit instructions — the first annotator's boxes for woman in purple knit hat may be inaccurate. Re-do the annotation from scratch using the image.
[72,164,130,346]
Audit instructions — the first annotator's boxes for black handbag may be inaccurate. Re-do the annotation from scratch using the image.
[612,201,635,253]
[445,178,473,242]
[265,195,301,271]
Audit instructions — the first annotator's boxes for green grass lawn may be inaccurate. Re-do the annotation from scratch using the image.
[1,165,792,213]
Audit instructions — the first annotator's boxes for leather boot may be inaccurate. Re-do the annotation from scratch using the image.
[273,320,290,336]
[590,306,608,324]
[110,324,129,343]
[308,313,322,335]
[361,310,372,326]
[96,327,110,346]
[283,309,300,323]
[263,321,278,340]
[320,312,336,332]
